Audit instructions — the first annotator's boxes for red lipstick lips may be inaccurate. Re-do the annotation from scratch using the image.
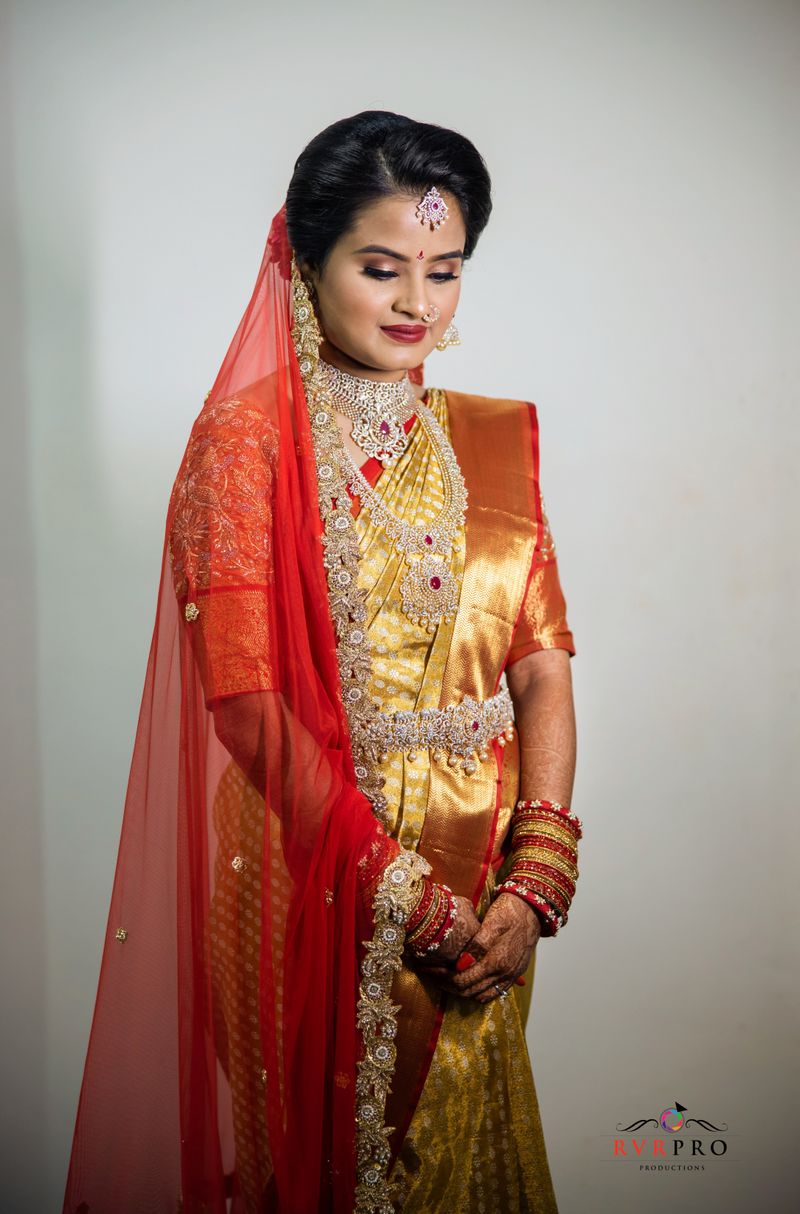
[381,325,427,343]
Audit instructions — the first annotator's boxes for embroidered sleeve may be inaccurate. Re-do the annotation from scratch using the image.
[167,397,280,704]
[506,484,576,667]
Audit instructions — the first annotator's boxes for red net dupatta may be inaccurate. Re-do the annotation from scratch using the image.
[62,205,432,1213]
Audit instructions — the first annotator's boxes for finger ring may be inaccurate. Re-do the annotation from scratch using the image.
[493,983,510,999]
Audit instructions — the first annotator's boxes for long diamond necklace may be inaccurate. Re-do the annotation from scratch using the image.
[335,392,468,632]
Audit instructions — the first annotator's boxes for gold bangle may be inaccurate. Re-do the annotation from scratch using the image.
[512,821,578,849]
[511,846,578,878]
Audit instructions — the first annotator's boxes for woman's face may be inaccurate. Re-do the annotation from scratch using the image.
[303,190,465,381]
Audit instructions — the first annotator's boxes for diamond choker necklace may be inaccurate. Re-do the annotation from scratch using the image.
[316,356,417,467]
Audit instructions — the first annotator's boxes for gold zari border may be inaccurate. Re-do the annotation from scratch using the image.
[354,849,431,1212]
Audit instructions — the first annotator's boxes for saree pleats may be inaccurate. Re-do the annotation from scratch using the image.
[391,947,557,1214]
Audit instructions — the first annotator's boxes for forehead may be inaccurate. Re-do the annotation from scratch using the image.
[341,191,466,254]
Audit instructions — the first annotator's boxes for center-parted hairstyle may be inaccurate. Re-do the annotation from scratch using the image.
[286,109,493,273]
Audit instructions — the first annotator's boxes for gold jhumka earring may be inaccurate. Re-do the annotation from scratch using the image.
[436,318,461,350]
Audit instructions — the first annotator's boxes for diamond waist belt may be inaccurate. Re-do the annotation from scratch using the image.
[366,687,515,776]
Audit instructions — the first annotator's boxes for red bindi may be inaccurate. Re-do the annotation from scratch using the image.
[417,249,425,260]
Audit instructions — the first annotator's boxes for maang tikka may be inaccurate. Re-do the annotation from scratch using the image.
[416,186,449,230]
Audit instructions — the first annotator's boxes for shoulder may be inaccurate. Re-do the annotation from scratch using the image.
[178,383,281,483]
[438,386,538,423]
[168,384,280,529]
[190,380,280,454]
[438,389,544,495]
[438,388,539,453]
[167,388,280,594]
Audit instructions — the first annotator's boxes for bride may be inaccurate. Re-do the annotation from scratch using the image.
[63,109,581,1214]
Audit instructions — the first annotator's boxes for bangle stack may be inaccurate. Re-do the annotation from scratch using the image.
[495,798,583,936]
[404,879,459,957]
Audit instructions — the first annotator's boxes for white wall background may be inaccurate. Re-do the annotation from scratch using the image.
[2,1,797,1211]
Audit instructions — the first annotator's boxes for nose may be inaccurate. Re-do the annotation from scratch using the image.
[392,297,428,321]
[391,271,430,321]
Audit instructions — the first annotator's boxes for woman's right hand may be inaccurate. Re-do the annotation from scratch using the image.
[408,893,483,966]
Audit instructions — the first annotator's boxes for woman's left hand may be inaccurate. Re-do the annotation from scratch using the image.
[414,892,541,1003]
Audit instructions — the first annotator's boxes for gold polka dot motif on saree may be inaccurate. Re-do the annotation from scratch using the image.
[207,759,294,1211]
[349,387,465,850]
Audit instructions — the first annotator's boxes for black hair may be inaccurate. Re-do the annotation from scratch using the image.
[285,110,492,274]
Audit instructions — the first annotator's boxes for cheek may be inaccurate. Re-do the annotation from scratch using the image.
[345,282,384,326]
[327,280,382,336]
[447,282,462,312]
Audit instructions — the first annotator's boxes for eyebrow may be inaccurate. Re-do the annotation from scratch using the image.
[354,244,464,263]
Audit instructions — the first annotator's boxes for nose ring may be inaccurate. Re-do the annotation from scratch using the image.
[421,304,441,324]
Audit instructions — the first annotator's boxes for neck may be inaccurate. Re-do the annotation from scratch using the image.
[319,340,408,384]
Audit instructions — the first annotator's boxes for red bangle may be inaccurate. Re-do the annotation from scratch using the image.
[505,868,571,919]
[406,879,435,933]
[506,866,574,914]
[406,882,458,956]
[496,880,563,936]
[514,798,583,839]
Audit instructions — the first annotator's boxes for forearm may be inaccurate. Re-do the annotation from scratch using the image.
[506,647,576,804]
[212,691,398,887]
[211,691,435,917]
[212,690,340,808]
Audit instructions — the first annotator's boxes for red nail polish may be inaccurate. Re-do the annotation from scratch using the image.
[455,951,477,972]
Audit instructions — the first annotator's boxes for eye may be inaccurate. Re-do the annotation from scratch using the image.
[362,267,460,282]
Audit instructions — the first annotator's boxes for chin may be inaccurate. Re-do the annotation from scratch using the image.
[355,349,418,374]
[374,341,430,368]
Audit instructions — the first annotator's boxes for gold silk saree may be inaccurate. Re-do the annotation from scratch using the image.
[348,384,574,1211]
[194,381,575,1211]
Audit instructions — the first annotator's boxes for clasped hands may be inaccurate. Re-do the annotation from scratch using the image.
[409,892,541,1004]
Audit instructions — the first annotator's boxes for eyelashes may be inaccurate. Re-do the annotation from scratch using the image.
[362,267,459,283]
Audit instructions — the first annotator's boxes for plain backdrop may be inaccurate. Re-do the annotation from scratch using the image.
[2,2,798,1211]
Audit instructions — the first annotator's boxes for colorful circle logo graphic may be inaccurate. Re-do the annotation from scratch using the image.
[660,1106,685,1132]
